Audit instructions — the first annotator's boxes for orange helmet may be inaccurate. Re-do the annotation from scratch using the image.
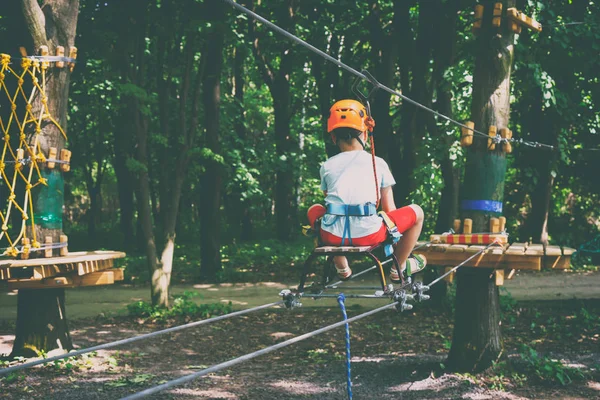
[327,99,371,133]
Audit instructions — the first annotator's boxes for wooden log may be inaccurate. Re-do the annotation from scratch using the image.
[492,3,503,28]
[45,236,53,258]
[500,128,512,153]
[55,46,65,68]
[494,269,504,286]
[490,218,500,233]
[461,121,475,147]
[68,46,78,72]
[60,234,68,256]
[498,216,506,232]
[488,126,497,150]
[447,244,469,253]
[463,218,473,234]
[507,8,542,32]
[507,269,516,280]
[472,4,484,33]
[47,147,58,169]
[453,219,461,233]
[60,149,71,172]
[21,238,30,260]
[39,45,49,69]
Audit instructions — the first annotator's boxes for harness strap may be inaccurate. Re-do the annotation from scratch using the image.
[325,203,377,246]
[326,203,377,216]
[378,211,402,257]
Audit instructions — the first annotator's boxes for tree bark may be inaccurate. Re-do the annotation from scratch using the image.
[199,2,225,281]
[12,0,79,358]
[447,0,515,372]
[10,289,72,358]
[248,0,298,241]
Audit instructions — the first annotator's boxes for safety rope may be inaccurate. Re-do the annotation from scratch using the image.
[337,293,353,400]
[122,243,500,399]
[222,0,600,153]
[0,53,69,257]
[0,301,284,376]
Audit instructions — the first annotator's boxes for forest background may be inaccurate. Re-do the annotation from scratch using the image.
[0,0,597,307]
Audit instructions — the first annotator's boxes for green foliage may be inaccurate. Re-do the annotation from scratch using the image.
[126,291,233,323]
[519,344,586,385]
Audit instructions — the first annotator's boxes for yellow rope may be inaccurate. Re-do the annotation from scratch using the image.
[0,53,67,256]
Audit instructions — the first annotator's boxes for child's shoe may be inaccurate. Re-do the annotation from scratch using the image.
[390,254,427,283]
[335,266,353,281]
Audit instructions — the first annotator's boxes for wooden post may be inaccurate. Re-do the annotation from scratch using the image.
[55,46,65,68]
[60,234,68,256]
[453,219,461,233]
[448,0,514,373]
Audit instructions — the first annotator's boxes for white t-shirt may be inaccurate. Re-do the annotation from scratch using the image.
[320,150,395,238]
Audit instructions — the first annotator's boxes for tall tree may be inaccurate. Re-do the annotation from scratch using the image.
[11,0,79,357]
[199,2,226,281]
[447,0,515,371]
[247,0,299,241]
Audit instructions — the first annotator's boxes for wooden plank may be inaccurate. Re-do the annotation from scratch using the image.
[506,7,542,32]
[525,246,545,256]
[507,269,517,280]
[313,246,371,253]
[107,268,125,281]
[562,247,576,256]
[0,251,126,268]
[545,245,562,256]
[495,270,505,286]
[419,249,541,270]
[465,245,486,254]
[8,271,117,290]
[430,244,451,252]
[505,244,525,255]
[447,244,468,253]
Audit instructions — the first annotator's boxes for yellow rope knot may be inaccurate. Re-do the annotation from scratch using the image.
[26,104,32,112]
[21,58,31,68]
[19,134,26,141]
[3,135,9,142]
[21,213,28,220]
[4,247,18,257]
[0,54,10,65]
[0,162,4,172]
[35,153,46,163]
[38,177,48,185]
[18,78,24,86]
[1,225,8,231]
[11,104,16,111]
[22,243,31,255]
[32,240,41,248]
[0,72,5,81]
[8,194,15,201]
[25,183,32,191]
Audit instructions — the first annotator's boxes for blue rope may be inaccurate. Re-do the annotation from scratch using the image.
[337,293,353,400]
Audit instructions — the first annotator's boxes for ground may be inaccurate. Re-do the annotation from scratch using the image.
[0,269,599,399]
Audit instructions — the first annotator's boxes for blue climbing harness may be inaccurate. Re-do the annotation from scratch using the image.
[325,202,378,246]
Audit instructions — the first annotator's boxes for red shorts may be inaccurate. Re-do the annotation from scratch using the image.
[320,206,417,246]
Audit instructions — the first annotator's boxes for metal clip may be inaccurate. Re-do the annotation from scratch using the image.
[412,282,431,302]
[393,290,414,312]
[279,289,302,309]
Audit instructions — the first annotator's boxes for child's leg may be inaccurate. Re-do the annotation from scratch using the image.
[333,256,352,279]
[394,204,424,264]
[390,205,426,280]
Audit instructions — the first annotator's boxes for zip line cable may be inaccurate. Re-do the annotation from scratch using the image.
[0,301,284,376]
[223,0,600,153]
[122,243,498,399]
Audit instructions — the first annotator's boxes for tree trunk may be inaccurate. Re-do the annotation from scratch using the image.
[10,289,72,358]
[113,134,136,251]
[199,3,225,281]
[12,0,79,358]
[447,0,515,372]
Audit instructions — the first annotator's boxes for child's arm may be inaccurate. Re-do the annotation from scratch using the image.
[380,186,396,213]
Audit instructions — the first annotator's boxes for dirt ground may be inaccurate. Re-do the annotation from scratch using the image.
[1,270,599,399]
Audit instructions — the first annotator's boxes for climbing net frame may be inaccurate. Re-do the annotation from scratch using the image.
[0,53,67,257]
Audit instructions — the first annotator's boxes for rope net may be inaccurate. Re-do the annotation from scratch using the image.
[0,54,67,257]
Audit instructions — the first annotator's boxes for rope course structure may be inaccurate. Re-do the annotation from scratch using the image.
[0,53,72,257]
[119,243,499,400]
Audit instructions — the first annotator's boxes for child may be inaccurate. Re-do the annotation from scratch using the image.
[308,99,426,282]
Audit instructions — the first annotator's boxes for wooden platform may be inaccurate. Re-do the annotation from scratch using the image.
[0,250,126,288]
[414,242,575,285]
